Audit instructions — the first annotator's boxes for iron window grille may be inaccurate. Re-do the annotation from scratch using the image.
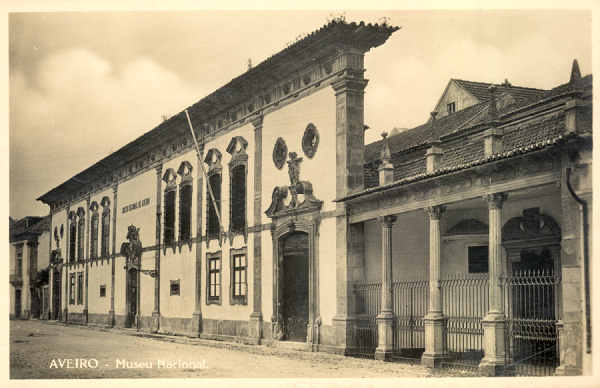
[206,252,221,305]
[230,248,247,305]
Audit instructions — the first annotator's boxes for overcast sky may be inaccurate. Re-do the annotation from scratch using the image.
[9,10,592,219]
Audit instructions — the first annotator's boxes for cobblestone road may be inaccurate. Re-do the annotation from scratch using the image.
[10,320,439,379]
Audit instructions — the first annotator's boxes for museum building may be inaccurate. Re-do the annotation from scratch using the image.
[37,20,592,376]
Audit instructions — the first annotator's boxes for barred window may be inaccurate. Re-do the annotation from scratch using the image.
[69,273,75,304]
[230,165,246,235]
[77,217,84,261]
[101,210,110,258]
[468,245,488,273]
[207,253,221,304]
[179,183,192,242]
[164,189,176,246]
[90,213,99,259]
[77,272,83,304]
[69,222,77,263]
[206,173,221,241]
[231,253,247,305]
[99,285,106,297]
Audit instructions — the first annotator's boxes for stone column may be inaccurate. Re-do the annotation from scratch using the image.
[152,164,162,333]
[22,243,31,319]
[331,60,368,352]
[422,205,448,367]
[63,205,70,323]
[48,263,54,319]
[191,150,203,337]
[249,114,263,342]
[375,215,396,361]
[480,192,508,376]
[109,182,117,327]
[84,196,90,324]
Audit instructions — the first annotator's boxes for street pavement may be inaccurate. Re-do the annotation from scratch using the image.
[10,319,437,379]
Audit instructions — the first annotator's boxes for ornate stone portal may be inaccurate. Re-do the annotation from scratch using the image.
[265,151,323,346]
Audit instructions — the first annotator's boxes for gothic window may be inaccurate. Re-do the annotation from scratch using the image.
[77,272,83,304]
[177,161,193,248]
[101,197,111,258]
[468,245,488,273]
[206,252,221,305]
[162,168,177,252]
[227,136,248,243]
[69,212,76,263]
[204,149,222,246]
[77,208,85,261]
[230,248,247,305]
[302,123,319,158]
[89,202,99,259]
[69,273,75,304]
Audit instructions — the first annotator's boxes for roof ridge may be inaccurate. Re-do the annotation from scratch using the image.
[453,78,547,92]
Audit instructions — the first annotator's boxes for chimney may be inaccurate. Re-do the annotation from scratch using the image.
[570,59,581,84]
[378,132,394,185]
[484,128,504,157]
[426,112,442,173]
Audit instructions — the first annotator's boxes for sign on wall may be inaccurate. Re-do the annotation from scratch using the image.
[122,198,151,214]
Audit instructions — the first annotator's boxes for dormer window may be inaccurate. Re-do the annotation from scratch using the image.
[447,102,456,114]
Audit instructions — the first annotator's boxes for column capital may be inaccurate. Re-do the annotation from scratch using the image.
[112,181,119,194]
[154,163,163,176]
[484,193,508,209]
[331,77,369,95]
[425,205,446,220]
[377,214,397,227]
[250,114,263,130]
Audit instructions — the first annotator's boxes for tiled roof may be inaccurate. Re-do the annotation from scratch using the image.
[10,215,49,242]
[453,79,546,104]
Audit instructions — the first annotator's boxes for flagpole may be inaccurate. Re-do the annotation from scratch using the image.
[185,109,224,235]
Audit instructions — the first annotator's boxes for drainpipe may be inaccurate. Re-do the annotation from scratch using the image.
[566,167,591,353]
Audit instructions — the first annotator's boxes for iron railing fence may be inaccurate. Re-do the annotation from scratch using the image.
[351,282,381,357]
[439,273,488,369]
[504,269,560,376]
[392,279,429,359]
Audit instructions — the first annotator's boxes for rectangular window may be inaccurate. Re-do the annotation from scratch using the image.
[230,165,246,235]
[101,210,110,258]
[69,273,75,304]
[99,285,106,297]
[206,174,221,241]
[230,251,247,305]
[170,280,180,296]
[164,189,176,246]
[207,253,221,304]
[447,102,456,114]
[179,183,192,242]
[468,245,489,273]
[77,272,84,304]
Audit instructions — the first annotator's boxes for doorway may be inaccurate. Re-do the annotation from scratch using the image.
[281,232,309,342]
[52,269,61,320]
[126,268,138,328]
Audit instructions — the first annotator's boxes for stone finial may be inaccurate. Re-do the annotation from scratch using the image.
[502,78,511,87]
[430,111,438,127]
[378,131,394,185]
[488,85,498,120]
[570,59,582,83]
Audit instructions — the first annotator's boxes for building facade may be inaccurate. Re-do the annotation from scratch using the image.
[36,21,592,376]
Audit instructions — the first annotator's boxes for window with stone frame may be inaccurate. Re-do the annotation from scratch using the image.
[77,208,85,261]
[69,214,76,263]
[230,248,247,305]
[99,285,106,297]
[101,207,110,258]
[77,272,84,304]
[227,136,248,242]
[468,245,489,273]
[90,205,99,259]
[177,161,193,246]
[69,273,75,304]
[206,173,222,242]
[162,168,177,251]
[170,279,180,296]
[206,252,221,305]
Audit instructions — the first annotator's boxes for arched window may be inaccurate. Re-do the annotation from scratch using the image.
[100,197,111,258]
[177,161,193,249]
[77,207,85,261]
[69,211,77,263]
[226,136,248,243]
[162,168,177,253]
[89,201,99,259]
[204,149,222,246]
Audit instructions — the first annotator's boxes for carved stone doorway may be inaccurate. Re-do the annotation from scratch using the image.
[125,268,138,328]
[281,232,309,342]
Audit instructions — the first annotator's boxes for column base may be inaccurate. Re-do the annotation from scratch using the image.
[375,312,394,361]
[151,311,160,333]
[83,309,88,325]
[332,315,357,354]
[422,314,447,368]
[480,313,506,376]
[23,310,31,320]
[554,364,582,376]
[248,312,263,342]
[62,309,68,323]
[108,310,115,327]
[189,311,202,337]
[479,359,507,377]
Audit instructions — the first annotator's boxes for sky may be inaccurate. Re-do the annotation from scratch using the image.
[9,10,592,219]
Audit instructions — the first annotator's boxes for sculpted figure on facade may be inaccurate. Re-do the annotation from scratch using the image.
[121,225,142,269]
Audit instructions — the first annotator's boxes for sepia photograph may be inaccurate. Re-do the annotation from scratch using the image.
[6,5,596,384]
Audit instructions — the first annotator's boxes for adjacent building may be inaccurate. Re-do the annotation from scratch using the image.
[35,20,592,376]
